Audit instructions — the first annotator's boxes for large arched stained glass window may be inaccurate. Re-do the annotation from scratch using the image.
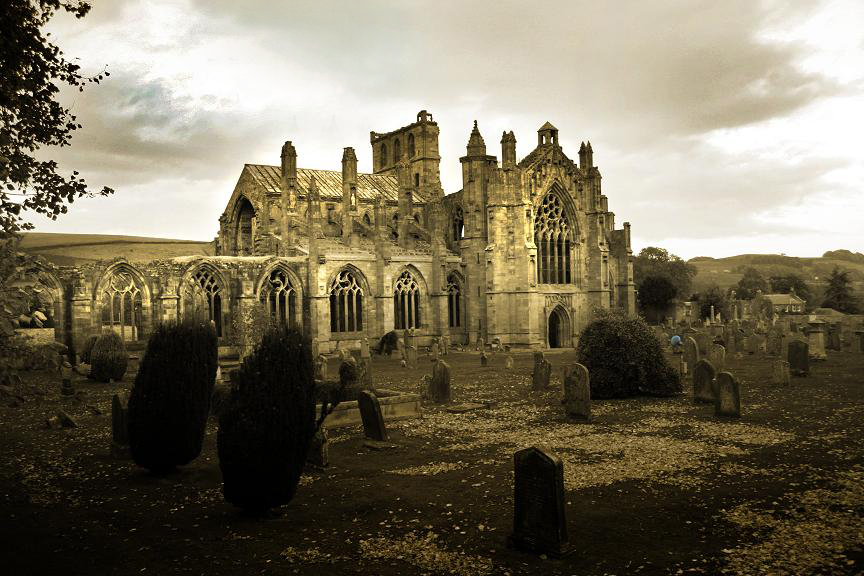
[100,269,143,341]
[261,268,297,327]
[447,275,461,328]
[330,270,363,333]
[394,271,421,330]
[534,192,573,284]
[186,268,224,337]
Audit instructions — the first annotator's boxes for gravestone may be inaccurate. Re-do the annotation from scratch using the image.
[357,358,372,390]
[714,371,741,418]
[562,364,590,422]
[315,354,328,382]
[428,360,451,404]
[683,336,699,375]
[532,351,552,391]
[692,358,716,404]
[807,321,827,360]
[477,336,485,352]
[508,446,571,557]
[709,344,726,371]
[725,330,736,355]
[306,428,329,467]
[430,339,439,361]
[480,351,489,367]
[505,354,514,370]
[60,361,75,396]
[695,333,710,355]
[358,390,389,441]
[771,359,790,385]
[111,392,130,457]
[441,334,449,356]
[788,340,810,376]
[406,345,418,366]
[360,337,370,359]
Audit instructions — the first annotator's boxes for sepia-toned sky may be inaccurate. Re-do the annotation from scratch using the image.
[29,0,864,259]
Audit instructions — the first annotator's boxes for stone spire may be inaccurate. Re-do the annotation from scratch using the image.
[501,130,516,169]
[466,120,487,156]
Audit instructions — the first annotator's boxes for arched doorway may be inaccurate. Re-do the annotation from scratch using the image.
[547,306,570,348]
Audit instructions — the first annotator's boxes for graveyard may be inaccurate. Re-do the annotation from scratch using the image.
[1,336,863,576]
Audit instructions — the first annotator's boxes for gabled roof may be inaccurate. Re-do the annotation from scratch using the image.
[517,142,577,171]
[763,293,806,305]
[244,164,422,204]
[538,121,557,131]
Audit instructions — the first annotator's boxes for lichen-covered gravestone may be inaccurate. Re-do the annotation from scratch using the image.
[406,345,418,366]
[788,340,810,376]
[683,336,699,375]
[714,371,741,418]
[771,359,790,385]
[360,337,370,359]
[692,358,716,404]
[428,360,451,404]
[111,392,130,457]
[709,344,726,371]
[562,364,590,421]
[358,390,389,442]
[807,322,827,360]
[508,446,571,557]
[532,351,552,391]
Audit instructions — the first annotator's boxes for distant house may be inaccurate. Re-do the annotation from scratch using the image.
[762,293,806,314]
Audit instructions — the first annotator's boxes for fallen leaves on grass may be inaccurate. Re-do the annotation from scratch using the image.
[387,461,468,476]
[359,531,494,576]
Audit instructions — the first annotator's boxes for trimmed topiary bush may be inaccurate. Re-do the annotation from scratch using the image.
[79,334,98,364]
[128,321,218,474]
[89,332,128,382]
[218,326,317,514]
[577,310,682,399]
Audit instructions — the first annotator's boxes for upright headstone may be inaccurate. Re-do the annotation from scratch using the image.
[788,340,810,376]
[406,345,418,366]
[428,360,451,404]
[315,354,328,382]
[692,358,716,404]
[807,321,827,360]
[358,390,389,441]
[562,364,590,422]
[476,336,485,352]
[709,344,726,371]
[306,428,329,467]
[532,351,552,391]
[714,371,741,418]
[508,446,571,557]
[60,361,75,396]
[430,339,439,361]
[725,330,737,355]
[683,336,699,375]
[360,337,370,359]
[111,392,130,457]
[357,357,372,390]
[505,354,514,370]
[695,332,710,355]
[771,359,790,385]
[480,351,489,367]
[441,334,449,356]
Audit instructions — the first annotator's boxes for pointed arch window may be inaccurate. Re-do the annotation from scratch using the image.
[380,143,388,170]
[408,133,416,157]
[393,138,401,163]
[100,269,143,341]
[261,268,297,327]
[447,275,461,328]
[535,192,573,284]
[452,206,464,242]
[394,270,421,330]
[185,268,224,337]
[329,269,363,333]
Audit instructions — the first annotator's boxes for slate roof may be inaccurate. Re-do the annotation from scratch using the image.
[763,293,806,305]
[244,164,424,204]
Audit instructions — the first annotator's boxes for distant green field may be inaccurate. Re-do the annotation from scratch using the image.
[20,233,213,265]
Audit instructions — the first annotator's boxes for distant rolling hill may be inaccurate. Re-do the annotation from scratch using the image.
[20,233,214,266]
[688,253,864,295]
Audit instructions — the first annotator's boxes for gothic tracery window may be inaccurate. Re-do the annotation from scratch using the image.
[261,268,296,327]
[447,275,461,328]
[393,270,421,330]
[380,143,388,170]
[408,133,416,158]
[329,269,363,333]
[186,267,224,337]
[452,206,464,242]
[100,269,143,341]
[393,138,401,163]
[535,192,573,284]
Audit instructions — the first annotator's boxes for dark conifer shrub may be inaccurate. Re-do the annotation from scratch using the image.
[128,321,218,473]
[577,310,682,399]
[217,326,316,514]
[80,334,98,364]
[89,332,128,382]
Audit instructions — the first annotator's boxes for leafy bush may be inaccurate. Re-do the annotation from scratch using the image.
[128,321,218,474]
[89,332,128,382]
[79,335,98,364]
[376,330,399,355]
[217,326,316,514]
[577,310,682,399]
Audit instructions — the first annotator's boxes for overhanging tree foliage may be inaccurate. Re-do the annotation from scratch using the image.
[822,267,860,314]
[735,267,768,300]
[1,0,112,238]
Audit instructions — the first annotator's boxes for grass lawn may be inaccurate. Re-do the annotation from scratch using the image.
[1,346,862,575]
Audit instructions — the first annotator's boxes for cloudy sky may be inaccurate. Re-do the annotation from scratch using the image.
[29,0,864,259]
